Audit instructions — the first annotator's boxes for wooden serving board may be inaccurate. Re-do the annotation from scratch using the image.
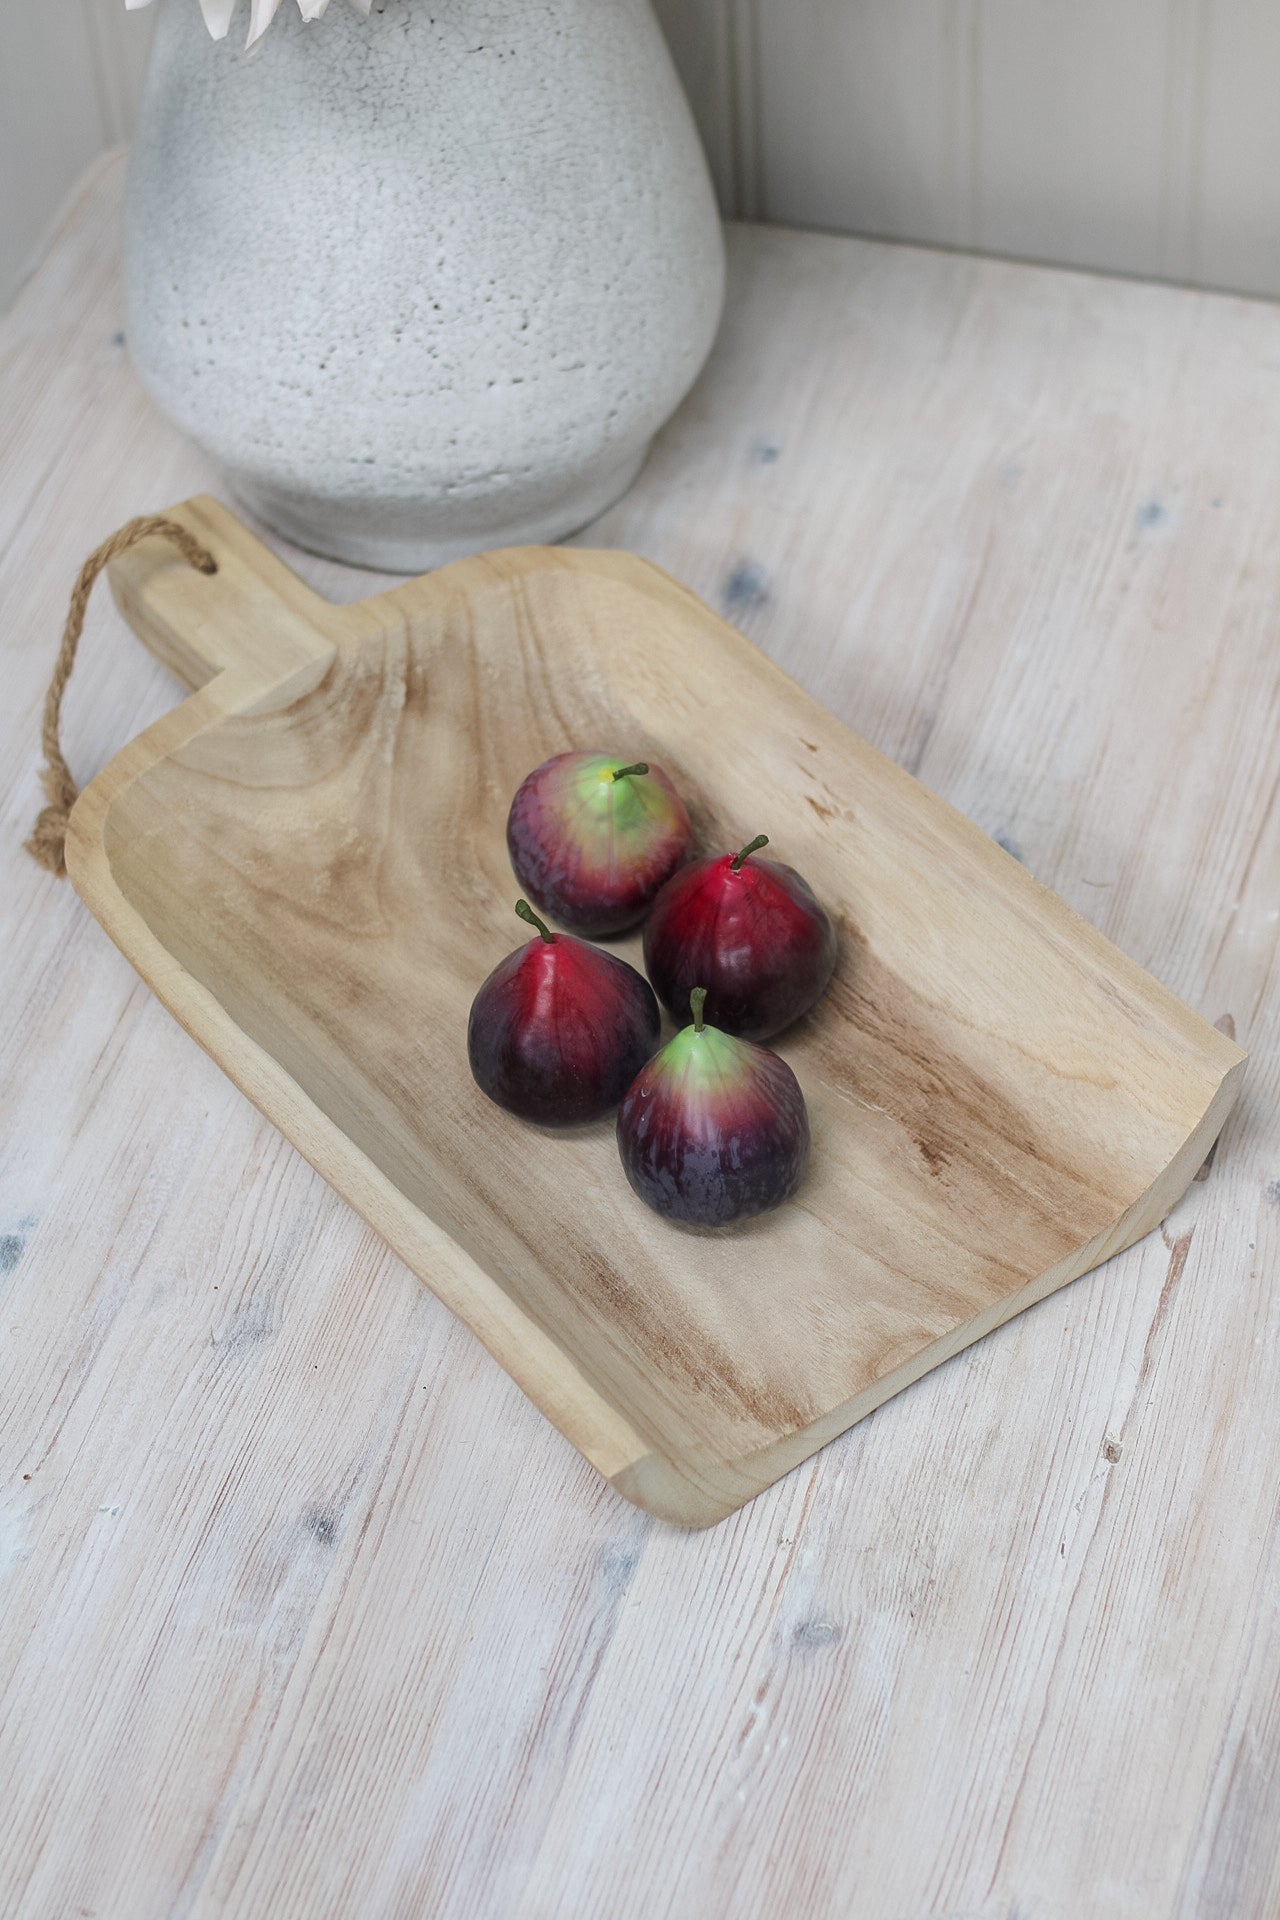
[67,496,1244,1528]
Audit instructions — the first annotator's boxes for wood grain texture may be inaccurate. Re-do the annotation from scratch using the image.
[3,151,1280,1915]
[69,495,1241,1526]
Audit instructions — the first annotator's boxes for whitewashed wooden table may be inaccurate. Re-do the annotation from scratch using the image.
[2,151,1278,1920]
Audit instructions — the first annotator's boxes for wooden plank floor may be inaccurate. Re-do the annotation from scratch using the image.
[1,149,1278,1920]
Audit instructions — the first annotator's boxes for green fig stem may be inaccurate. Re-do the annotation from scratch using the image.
[515,898,555,943]
[610,761,649,781]
[690,986,707,1033]
[730,833,770,872]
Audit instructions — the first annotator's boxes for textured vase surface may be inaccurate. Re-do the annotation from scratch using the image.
[125,0,725,570]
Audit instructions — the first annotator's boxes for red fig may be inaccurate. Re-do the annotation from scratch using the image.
[643,835,837,1040]
[617,988,810,1228]
[469,901,660,1125]
[507,750,692,936]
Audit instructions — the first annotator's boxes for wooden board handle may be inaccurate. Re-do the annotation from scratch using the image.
[107,495,335,693]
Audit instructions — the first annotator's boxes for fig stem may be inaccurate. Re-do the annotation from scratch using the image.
[611,761,649,781]
[515,898,555,943]
[691,986,707,1033]
[731,833,770,872]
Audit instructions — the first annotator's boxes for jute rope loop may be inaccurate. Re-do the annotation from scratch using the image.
[26,516,217,878]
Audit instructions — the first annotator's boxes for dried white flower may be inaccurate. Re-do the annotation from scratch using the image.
[125,0,374,50]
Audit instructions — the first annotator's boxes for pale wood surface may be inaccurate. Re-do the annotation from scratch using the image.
[2,150,1279,1915]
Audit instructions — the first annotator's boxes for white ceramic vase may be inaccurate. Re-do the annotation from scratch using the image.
[125,0,725,570]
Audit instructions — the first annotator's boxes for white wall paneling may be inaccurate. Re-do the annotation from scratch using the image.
[0,0,154,310]
[6,3,1280,307]
[1192,1,1280,294]
[974,0,1196,279]
[755,0,976,249]
[82,0,157,138]
[651,0,736,213]
[747,0,1280,298]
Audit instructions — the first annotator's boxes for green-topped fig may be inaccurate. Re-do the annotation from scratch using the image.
[506,750,692,936]
[616,988,810,1228]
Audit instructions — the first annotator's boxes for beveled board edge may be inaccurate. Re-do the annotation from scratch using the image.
[65,586,656,1502]
[610,1054,1244,1524]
